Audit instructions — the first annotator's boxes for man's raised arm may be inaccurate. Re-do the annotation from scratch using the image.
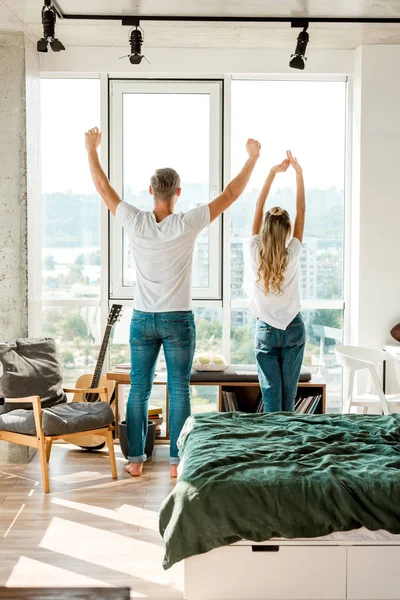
[85,127,121,216]
[209,138,261,223]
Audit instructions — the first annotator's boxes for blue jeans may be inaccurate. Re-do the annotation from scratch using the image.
[126,310,196,465]
[255,313,306,412]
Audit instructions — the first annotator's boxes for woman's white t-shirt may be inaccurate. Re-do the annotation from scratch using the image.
[249,235,302,330]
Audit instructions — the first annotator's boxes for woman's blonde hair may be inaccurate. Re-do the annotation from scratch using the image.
[257,206,291,295]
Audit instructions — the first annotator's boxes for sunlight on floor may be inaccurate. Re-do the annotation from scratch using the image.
[52,471,113,484]
[39,516,182,590]
[52,498,159,531]
[6,556,114,587]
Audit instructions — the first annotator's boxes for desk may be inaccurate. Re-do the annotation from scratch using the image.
[107,368,326,440]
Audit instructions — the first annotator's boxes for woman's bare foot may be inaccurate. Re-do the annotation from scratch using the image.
[125,463,143,477]
[170,465,178,478]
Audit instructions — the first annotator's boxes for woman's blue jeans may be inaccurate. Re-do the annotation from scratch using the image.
[255,313,306,412]
[126,310,196,465]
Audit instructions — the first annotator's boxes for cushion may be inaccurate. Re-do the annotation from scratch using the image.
[190,364,312,383]
[0,338,67,413]
[0,401,114,436]
[193,353,228,372]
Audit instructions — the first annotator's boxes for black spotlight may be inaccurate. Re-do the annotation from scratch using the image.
[289,25,309,70]
[120,24,149,65]
[37,0,65,53]
[129,26,144,64]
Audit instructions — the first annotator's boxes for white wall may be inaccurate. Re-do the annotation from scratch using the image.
[351,46,400,351]
[39,46,353,75]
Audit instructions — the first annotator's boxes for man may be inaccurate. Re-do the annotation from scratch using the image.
[85,127,261,477]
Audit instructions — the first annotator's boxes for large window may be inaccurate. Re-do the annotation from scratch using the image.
[39,76,347,411]
[110,80,222,300]
[230,79,346,409]
[41,78,101,386]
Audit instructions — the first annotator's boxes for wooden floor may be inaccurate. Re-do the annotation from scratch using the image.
[0,443,184,599]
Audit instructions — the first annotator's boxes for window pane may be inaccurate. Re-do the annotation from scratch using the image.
[231,80,346,411]
[41,79,101,300]
[42,306,101,388]
[302,309,343,412]
[110,306,223,368]
[230,308,257,365]
[231,80,346,302]
[121,93,211,290]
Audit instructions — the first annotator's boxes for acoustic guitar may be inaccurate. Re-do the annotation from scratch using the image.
[65,304,123,450]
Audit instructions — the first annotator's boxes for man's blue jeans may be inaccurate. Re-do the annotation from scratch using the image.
[255,313,306,412]
[126,310,196,465]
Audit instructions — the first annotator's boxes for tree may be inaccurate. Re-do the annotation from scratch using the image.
[61,349,75,366]
[61,310,90,342]
[43,255,55,270]
[66,264,85,285]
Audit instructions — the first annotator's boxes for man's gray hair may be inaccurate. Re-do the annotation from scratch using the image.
[150,168,181,200]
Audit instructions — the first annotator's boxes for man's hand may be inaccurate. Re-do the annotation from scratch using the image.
[270,159,290,175]
[286,150,302,174]
[85,127,102,153]
[246,138,261,159]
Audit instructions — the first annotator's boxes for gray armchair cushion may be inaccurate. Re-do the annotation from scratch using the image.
[0,401,114,436]
[0,338,67,413]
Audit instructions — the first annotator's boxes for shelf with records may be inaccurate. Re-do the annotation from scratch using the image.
[222,388,324,415]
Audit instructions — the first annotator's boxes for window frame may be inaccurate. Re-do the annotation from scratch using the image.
[108,79,223,301]
[36,73,349,409]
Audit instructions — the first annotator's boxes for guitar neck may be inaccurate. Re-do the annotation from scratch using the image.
[91,324,113,388]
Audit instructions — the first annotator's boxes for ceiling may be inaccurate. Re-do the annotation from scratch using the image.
[2,0,400,49]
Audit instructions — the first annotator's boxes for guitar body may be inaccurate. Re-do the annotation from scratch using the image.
[61,304,123,451]
[63,374,116,450]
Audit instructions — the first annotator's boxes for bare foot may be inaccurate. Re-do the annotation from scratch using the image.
[170,465,178,478]
[125,463,143,477]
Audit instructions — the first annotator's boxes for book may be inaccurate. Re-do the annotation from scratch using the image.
[229,392,239,411]
[222,391,239,412]
[308,395,321,414]
[148,405,163,416]
[148,416,163,426]
[302,396,316,414]
[295,397,310,413]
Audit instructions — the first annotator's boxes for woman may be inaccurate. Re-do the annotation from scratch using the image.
[249,150,306,412]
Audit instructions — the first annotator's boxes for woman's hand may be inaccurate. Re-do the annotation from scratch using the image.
[286,150,302,174]
[270,159,290,175]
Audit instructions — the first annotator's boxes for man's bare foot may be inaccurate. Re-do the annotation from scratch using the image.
[125,463,143,477]
[170,465,178,478]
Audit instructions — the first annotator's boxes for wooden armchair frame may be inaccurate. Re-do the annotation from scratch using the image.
[0,386,117,493]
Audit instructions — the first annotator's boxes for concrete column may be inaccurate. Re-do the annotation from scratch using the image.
[351,46,400,392]
[0,32,41,463]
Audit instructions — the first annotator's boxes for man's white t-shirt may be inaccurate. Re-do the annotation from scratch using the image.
[248,235,302,330]
[115,201,210,312]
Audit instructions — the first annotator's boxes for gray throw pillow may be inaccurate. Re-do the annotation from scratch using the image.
[0,338,67,413]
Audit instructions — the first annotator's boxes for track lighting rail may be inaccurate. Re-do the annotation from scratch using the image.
[58,14,400,25]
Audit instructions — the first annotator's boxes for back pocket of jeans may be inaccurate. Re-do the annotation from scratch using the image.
[255,325,272,350]
[130,317,146,342]
[287,323,305,346]
[162,318,195,346]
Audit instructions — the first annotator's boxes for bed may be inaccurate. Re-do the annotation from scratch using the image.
[159,412,400,600]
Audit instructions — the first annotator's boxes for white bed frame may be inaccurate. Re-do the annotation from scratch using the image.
[184,537,400,600]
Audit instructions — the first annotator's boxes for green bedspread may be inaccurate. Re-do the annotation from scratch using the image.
[159,412,400,569]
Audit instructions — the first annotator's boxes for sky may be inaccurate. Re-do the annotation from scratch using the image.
[41,78,346,196]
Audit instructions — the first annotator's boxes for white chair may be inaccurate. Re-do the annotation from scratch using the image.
[335,345,400,414]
